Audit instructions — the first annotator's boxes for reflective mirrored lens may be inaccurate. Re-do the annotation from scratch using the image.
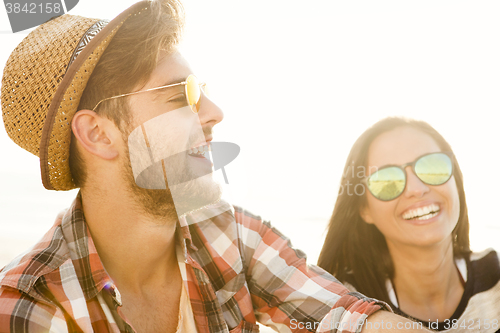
[367,167,406,201]
[186,75,201,113]
[415,153,452,185]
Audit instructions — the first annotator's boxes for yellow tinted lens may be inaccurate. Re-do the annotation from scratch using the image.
[415,153,452,185]
[201,83,208,97]
[368,167,406,201]
[186,75,201,112]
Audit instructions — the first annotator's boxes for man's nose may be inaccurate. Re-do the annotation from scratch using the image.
[403,166,430,198]
[197,93,224,127]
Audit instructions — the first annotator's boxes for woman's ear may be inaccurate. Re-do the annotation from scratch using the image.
[71,110,120,160]
[359,204,375,224]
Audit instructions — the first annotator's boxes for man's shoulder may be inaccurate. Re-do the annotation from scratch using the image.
[232,206,266,228]
[190,202,267,232]
[232,206,291,241]
[229,205,281,240]
[0,286,66,333]
[188,204,271,254]
[233,206,263,221]
[0,217,70,305]
[0,204,94,332]
[0,232,71,332]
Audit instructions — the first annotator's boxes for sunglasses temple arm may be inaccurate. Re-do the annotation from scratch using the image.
[92,94,130,111]
[92,82,188,111]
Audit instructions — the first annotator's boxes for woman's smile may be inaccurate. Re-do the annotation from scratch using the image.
[400,201,441,224]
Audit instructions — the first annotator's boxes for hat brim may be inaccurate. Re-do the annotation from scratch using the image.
[39,1,150,190]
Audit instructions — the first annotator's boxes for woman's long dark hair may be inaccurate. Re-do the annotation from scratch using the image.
[317,117,470,306]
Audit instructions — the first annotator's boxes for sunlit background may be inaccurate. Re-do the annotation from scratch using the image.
[1,0,499,296]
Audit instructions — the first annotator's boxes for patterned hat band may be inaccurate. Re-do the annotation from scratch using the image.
[1,1,151,191]
[67,19,110,72]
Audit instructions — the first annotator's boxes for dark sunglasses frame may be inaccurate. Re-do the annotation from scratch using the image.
[363,151,454,201]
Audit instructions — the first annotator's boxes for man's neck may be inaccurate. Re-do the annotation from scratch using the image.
[387,239,464,321]
[80,186,179,293]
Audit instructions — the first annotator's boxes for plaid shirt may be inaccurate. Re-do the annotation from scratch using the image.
[0,194,388,332]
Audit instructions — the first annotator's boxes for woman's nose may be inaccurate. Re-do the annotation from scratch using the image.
[403,166,430,198]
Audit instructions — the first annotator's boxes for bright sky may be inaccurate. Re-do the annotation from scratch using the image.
[0,1,499,268]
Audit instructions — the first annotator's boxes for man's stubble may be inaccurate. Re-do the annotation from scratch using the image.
[120,141,222,223]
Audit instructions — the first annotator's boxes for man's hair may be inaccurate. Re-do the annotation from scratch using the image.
[317,117,470,307]
[70,0,184,187]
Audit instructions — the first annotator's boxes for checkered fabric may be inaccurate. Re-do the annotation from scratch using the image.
[0,194,389,332]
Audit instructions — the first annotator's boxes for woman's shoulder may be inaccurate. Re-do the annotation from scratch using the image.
[454,248,500,332]
[468,247,500,281]
[469,247,499,262]
[465,248,500,293]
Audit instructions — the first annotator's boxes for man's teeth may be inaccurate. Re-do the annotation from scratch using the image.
[188,144,210,156]
[402,204,440,220]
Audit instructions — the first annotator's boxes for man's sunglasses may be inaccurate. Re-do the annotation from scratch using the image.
[364,152,454,201]
[92,74,206,113]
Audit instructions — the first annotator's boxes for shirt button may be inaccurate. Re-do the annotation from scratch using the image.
[106,282,123,306]
[113,287,122,306]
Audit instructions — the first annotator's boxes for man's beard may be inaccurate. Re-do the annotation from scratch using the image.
[121,143,222,222]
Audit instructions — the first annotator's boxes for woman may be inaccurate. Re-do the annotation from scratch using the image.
[318,117,500,331]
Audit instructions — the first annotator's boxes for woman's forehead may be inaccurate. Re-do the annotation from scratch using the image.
[367,126,441,167]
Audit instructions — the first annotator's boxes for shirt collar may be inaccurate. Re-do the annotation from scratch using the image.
[178,199,234,252]
[179,200,234,227]
[61,192,114,301]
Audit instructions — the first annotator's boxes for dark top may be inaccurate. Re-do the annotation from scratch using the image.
[393,249,500,332]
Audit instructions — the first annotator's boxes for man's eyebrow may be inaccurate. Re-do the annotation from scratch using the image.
[149,78,186,99]
[158,77,187,88]
[149,78,186,101]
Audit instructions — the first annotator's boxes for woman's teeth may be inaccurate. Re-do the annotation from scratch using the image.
[402,204,440,220]
[188,144,210,156]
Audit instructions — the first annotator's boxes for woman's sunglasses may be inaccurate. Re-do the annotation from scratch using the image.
[92,74,206,113]
[365,152,453,201]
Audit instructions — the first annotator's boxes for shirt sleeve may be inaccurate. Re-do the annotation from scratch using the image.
[0,287,69,333]
[234,208,391,333]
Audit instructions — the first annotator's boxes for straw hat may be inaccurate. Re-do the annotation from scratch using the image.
[1,1,149,190]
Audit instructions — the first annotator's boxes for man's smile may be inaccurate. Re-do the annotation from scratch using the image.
[187,143,210,157]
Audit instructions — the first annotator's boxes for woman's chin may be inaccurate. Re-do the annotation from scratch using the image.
[395,212,456,248]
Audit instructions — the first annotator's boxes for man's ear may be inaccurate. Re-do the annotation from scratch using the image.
[71,110,120,160]
[359,204,375,225]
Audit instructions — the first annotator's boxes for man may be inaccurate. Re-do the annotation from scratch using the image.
[0,1,431,332]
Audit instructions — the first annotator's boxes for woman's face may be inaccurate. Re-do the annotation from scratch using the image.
[360,126,460,249]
